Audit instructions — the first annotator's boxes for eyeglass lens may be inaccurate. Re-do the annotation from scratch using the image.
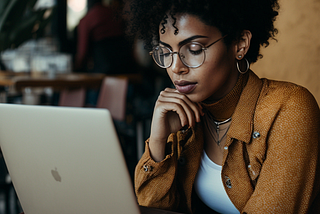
[152,42,205,68]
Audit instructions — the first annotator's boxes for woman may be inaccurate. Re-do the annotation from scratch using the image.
[125,0,320,213]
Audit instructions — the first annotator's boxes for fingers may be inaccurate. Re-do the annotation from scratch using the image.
[163,88,204,122]
[148,87,204,160]
[158,88,203,127]
[156,96,190,128]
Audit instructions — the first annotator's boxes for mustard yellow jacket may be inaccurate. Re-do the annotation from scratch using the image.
[135,71,320,214]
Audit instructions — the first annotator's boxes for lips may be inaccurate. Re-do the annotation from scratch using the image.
[174,80,197,94]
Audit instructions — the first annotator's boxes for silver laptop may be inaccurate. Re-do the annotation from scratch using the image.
[0,104,140,214]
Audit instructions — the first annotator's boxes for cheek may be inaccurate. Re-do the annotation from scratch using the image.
[201,48,235,80]
[166,69,174,81]
[166,69,179,89]
[205,47,230,68]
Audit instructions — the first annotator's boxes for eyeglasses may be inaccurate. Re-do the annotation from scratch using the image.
[149,35,227,69]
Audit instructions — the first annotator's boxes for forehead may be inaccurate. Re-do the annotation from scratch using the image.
[159,14,221,42]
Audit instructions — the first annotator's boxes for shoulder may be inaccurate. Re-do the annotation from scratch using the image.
[256,78,320,128]
[260,78,319,111]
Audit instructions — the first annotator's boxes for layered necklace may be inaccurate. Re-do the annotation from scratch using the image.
[203,110,232,146]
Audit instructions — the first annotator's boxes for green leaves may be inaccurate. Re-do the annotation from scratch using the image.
[0,0,54,52]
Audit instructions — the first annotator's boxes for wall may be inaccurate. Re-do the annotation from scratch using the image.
[251,0,320,104]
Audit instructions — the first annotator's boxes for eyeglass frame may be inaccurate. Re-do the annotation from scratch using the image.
[149,35,228,69]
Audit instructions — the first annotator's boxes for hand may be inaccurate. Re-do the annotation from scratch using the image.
[149,88,203,161]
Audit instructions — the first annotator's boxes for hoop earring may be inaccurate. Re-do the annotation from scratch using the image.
[236,58,250,74]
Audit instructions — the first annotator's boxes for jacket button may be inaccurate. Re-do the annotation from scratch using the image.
[248,165,256,175]
[253,131,260,139]
[178,157,186,165]
[143,165,152,172]
[225,176,232,189]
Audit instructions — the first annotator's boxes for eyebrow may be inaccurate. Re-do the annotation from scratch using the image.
[159,35,209,49]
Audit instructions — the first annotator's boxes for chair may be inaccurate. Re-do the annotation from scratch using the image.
[58,87,86,107]
[96,76,137,177]
[96,77,128,121]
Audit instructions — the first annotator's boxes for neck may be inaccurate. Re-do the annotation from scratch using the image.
[201,72,249,121]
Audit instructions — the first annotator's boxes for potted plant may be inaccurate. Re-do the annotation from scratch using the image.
[0,0,54,70]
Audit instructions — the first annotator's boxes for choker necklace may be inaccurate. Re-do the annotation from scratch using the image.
[204,111,232,146]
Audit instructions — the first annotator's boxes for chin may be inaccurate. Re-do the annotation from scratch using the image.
[186,93,205,103]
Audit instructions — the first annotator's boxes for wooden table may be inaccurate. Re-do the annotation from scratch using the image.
[0,71,142,105]
[0,72,105,91]
[0,71,142,91]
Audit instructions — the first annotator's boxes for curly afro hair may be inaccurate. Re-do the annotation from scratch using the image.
[125,0,279,64]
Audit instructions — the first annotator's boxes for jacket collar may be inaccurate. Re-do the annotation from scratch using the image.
[227,70,263,144]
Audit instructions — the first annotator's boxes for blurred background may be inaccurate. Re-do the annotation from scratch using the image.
[0,0,319,213]
[252,0,320,104]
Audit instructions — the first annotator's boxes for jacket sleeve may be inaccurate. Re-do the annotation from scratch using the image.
[243,86,320,213]
[134,134,181,210]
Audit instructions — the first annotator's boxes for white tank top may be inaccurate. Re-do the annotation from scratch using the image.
[194,150,240,214]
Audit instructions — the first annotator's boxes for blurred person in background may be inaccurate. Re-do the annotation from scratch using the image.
[75,0,134,74]
[75,0,135,106]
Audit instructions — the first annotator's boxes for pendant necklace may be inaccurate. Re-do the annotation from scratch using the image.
[204,110,232,146]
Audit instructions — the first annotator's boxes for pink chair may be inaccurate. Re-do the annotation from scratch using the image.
[96,76,128,121]
[58,87,86,107]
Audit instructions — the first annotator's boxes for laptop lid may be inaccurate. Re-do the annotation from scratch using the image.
[0,104,140,214]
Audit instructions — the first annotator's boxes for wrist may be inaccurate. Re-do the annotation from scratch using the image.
[148,138,166,162]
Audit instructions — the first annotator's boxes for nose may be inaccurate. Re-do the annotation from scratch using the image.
[170,53,189,74]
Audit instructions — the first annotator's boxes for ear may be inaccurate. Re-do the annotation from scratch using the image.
[235,30,252,60]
